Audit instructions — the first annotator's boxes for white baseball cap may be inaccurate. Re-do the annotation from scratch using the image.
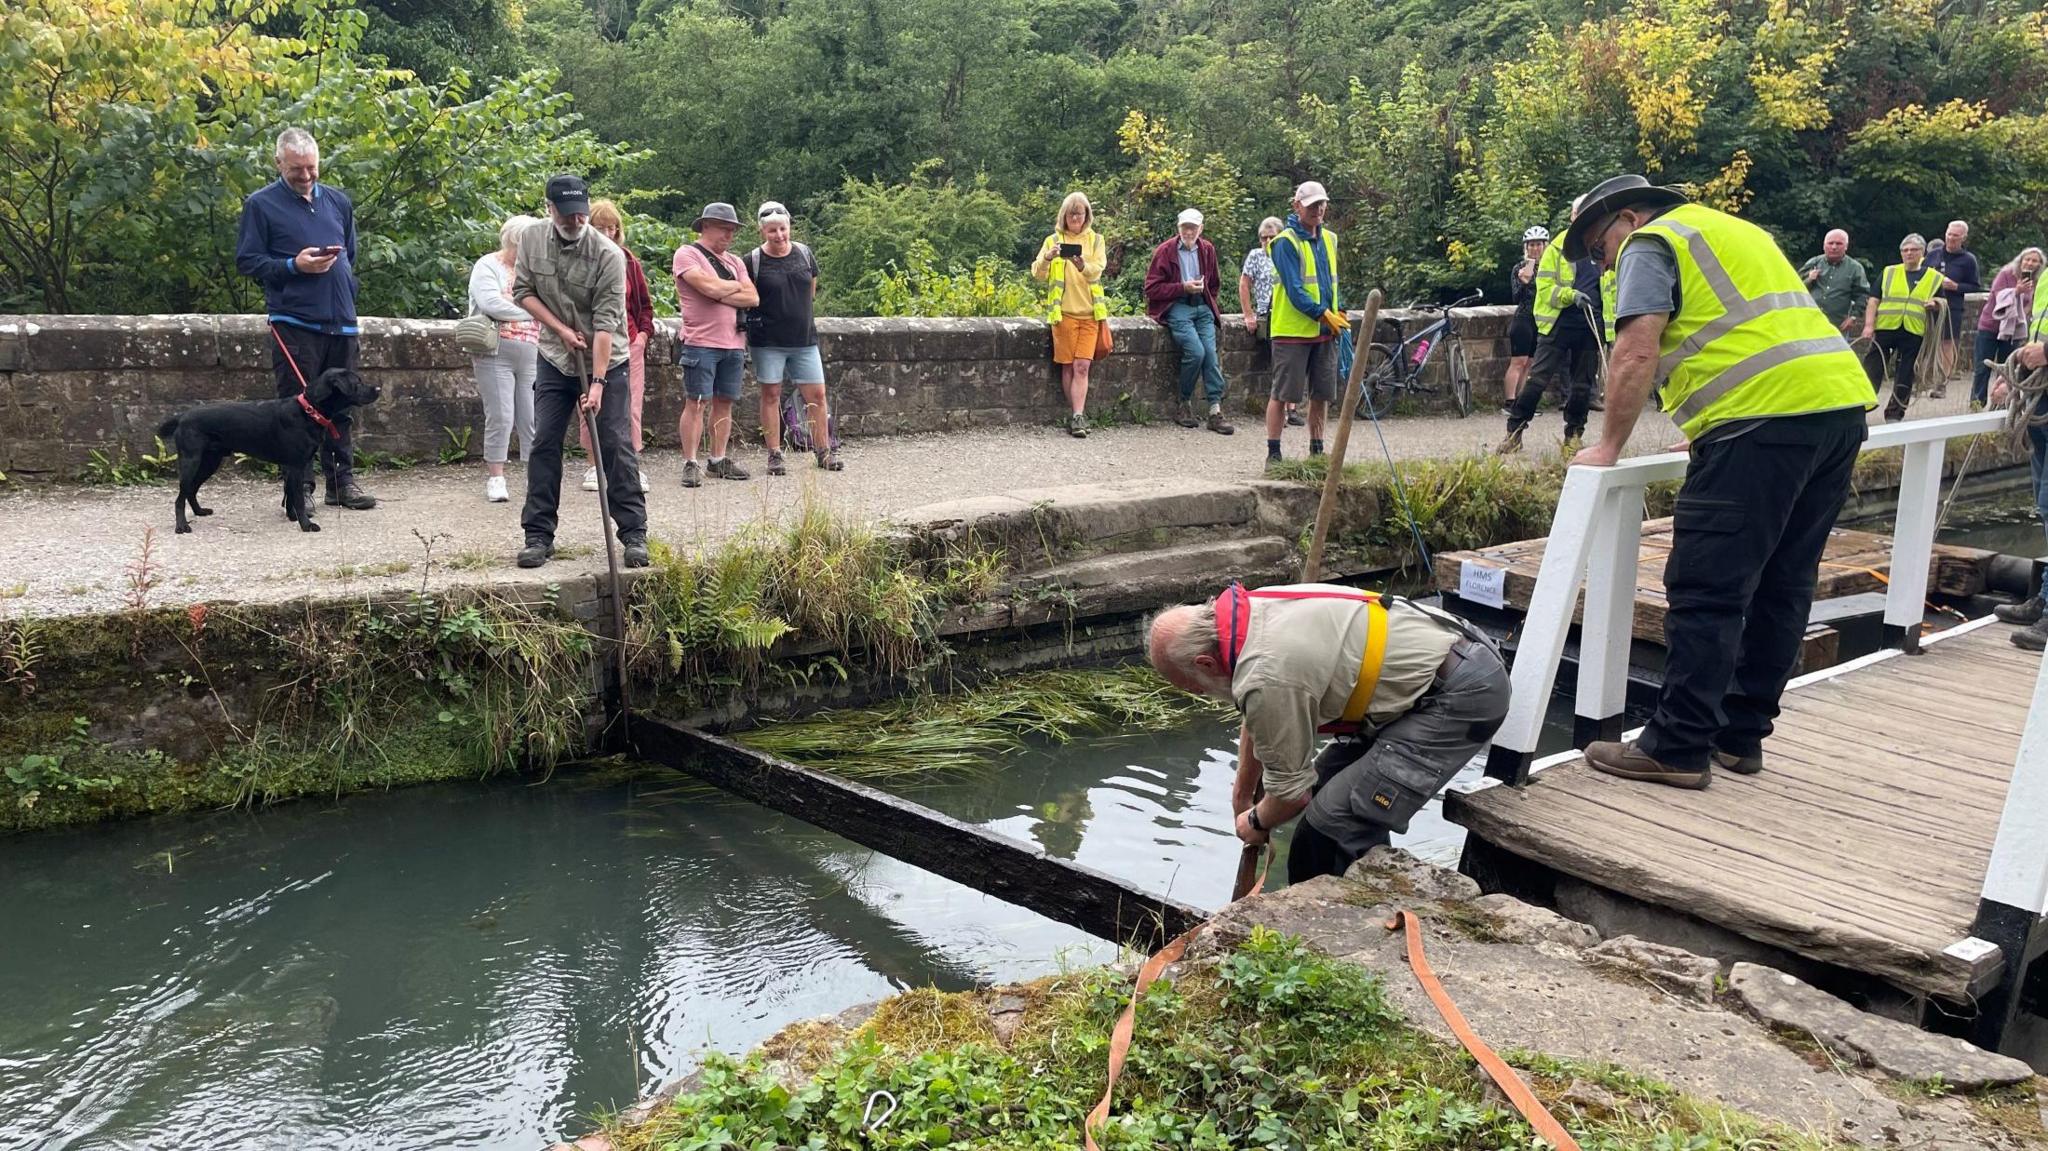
[1293,180,1330,206]
[1177,208,1204,226]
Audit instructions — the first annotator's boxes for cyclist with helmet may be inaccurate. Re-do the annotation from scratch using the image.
[1503,225,1549,413]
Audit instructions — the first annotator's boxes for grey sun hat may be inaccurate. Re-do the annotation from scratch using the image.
[1561,175,1689,260]
[692,202,741,230]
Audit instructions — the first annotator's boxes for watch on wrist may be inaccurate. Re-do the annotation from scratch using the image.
[1245,805,1265,832]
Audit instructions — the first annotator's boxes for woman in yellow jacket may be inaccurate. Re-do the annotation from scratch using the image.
[1031,192,1109,438]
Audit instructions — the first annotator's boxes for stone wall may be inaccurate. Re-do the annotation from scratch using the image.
[0,307,1516,479]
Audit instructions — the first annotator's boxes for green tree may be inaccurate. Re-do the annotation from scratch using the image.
[813,164,1024,315]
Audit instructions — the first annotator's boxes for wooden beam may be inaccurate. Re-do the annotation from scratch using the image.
[632,717,1206,949]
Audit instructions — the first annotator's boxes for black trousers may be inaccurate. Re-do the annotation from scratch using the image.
[270,326,358,486]
[520,357,647,546]
[1507,326,1595,436]
[1636,408,1866,770]
[1869,327,1921,418]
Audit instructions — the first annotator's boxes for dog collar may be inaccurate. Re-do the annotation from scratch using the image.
[296,392,342,440]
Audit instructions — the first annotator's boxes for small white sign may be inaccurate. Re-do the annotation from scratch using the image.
[1459,561,1507,608]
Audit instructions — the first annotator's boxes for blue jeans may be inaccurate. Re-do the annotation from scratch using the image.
[1163,299,1226,404]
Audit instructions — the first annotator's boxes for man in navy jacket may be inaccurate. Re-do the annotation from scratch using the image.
[236,127,375,510]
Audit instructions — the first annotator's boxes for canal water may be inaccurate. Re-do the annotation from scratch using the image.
[2,704,1547,1151]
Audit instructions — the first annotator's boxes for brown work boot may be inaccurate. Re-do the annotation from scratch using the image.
[1585,740,1710,789]
[1207,408,1236,435]
[1710,748,1763,776]
[2014,618,2048,652]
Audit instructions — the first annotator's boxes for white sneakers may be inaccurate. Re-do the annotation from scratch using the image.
[581,467,599,492]
[485,475,508,502]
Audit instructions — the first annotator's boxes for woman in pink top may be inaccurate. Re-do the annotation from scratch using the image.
[1976,247,2044,409]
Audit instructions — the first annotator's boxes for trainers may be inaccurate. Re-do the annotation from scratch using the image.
[708,457,750,480]
[816,448,844,472]
[1068,412,1089,438]
[638,469,651,493]
[1710,748,1763,776]
[485,475,508,503]
[582,466,599,492]
[1494,428,1524,455]
[1175,401,1199,429]
[1585,740,1710,789]
[2015,618,2048,652]
[681,461,703,488]
[1930,384,1948,400]
[766,450,787,476]
[621,539,650,568]
[1996,596,2046,625]
[1207,409,1236,435]
[516,539,553,568]
[1286,408,1306,427]
[326,480,376,510]
[1588,394,1606,412]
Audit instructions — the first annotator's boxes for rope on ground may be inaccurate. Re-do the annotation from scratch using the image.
[1388,909,1584,1150]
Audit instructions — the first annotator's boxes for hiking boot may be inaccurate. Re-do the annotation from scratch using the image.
[816,448,844,472]
[1068,412,1089,438]
[1286,408,1306,427]
[1710,748,1764,776]
[681,461,703,488]
[1585,740,1711,789]
[2014,618,2048,652]
[708,457,750,481]
[582,466,599,492]
[1930,383,1948,400]
[1175,400,1199,429]
[766,450,787,476]
[1562,429,1585,453]
[1207,409,1236,435]
[326,479,376,510]
[1995,596,2045,625]
[1494,427,1524,456]
[1588,394,1606,412]
[516,539,553,569]
[621,539,650,569]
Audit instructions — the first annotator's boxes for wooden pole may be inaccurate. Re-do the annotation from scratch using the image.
[1302,289,1383,583]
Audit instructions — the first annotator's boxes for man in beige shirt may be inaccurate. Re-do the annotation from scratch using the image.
[1148,583,1510,884]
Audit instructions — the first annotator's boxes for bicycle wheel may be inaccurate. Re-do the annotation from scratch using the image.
[1355,343,1397,419]
[1446,340,1472,418]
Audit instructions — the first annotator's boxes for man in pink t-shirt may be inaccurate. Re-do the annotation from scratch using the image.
[672,202,759,487]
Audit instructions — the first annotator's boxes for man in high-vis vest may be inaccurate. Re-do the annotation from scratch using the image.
[1147,585,1509,883]
[1860,233,1947,422]
[1264,181,1352,468]
[1561,175,1874,790]
[1498,196,1602,454]
[1989,292,2048,650]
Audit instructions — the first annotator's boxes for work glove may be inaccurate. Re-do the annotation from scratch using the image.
[1320,309,1351,337]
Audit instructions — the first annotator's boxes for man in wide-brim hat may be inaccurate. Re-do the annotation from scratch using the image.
[1562,174,1874,790]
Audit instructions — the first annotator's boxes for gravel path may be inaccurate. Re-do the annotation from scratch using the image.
[0,393,1977,618]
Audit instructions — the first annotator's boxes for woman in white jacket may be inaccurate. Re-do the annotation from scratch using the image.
[468,216,542,501]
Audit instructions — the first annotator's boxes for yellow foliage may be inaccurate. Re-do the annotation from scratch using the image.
[1697,150,1755,214]
[1612,0,1727,170]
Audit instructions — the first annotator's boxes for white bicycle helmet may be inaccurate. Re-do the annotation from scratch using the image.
[1522,225,1551,242]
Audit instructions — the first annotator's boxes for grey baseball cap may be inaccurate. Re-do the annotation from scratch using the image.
[693,202,741,229]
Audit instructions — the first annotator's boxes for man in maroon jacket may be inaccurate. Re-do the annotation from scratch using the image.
[1144,209,1236,434]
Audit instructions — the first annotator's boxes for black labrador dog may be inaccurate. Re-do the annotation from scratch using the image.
[158,368,381,533]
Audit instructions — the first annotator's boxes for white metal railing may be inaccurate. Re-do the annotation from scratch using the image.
[1482,409,2007,765]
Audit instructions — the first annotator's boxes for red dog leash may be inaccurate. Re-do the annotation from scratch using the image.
[272,324,341,441]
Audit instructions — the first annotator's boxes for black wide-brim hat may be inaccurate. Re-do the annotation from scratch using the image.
[1562,175,1689,260]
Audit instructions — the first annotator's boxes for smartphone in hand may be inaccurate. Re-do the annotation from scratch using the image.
[1058,242,1083,259]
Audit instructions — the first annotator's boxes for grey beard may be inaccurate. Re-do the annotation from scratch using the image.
[553,222,584,242]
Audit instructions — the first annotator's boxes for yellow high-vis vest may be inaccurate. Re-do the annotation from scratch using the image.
[1268,226,1340,339]
[1600,265,1617,343]
[1531,241,1577,337]
[1617,203,1873,440]
[1874,263,1941,337]
[1040,231,1108,323]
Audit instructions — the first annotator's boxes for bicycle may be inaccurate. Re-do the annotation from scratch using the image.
[1355,292,1484,419]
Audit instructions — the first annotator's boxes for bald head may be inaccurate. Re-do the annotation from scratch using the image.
[1146,605,1231,699]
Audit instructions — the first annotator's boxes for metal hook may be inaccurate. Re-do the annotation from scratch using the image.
[862,1089,898,1132]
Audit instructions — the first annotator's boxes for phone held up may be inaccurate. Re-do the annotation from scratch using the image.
[1058,242,1083,259]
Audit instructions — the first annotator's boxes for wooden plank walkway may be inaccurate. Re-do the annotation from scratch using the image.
[1436,518,1996,647]
[1444,617,2031,1001]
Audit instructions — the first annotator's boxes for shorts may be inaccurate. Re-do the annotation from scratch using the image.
[680,344,745,400]
[1051,314,1099,365]
[1508,312,1538,358]
[751,344,825,385]
[1270,339,1339,403]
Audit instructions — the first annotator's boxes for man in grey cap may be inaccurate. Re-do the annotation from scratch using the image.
[671,202,759,486]
[512,173,648,569]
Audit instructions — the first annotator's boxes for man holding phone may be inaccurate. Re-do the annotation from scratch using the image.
[236,127,376,511]
[1142,208,1234,434]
